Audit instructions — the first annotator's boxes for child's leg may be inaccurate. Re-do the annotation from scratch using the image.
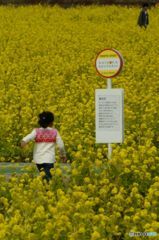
[43,163,54,181]
[36,163,44,173]
[36,163,54,182]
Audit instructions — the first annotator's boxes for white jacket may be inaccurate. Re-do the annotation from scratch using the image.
[22,127,65,164]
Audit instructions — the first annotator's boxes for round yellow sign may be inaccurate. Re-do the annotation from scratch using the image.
[95,48,123,78]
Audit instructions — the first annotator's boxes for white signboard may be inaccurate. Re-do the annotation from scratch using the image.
[95,89,124,143]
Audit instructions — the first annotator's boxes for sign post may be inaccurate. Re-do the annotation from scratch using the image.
[95,48,124,160]
[107,78,112,160]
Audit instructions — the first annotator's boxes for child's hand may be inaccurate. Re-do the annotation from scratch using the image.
[21,141,27,148]
[60,156,67,163]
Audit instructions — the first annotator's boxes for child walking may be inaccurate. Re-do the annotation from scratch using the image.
[21,111,67,182]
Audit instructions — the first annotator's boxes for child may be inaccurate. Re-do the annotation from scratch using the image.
[21,111,67,182]
[138,3,149,29]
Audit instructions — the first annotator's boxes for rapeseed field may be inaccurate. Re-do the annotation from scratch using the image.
[0,5,159,239]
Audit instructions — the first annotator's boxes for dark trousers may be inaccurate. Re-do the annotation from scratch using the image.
[36,163,54,182]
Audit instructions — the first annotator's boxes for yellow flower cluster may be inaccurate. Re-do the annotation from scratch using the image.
[0,5,159,239]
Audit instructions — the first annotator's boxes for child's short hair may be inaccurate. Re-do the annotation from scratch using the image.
[38,111,54,128]
[142,3,149,8]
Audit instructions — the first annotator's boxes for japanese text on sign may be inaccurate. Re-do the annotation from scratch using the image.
[98,95,120,131]
[97,59,120,70]
[95,89,124,143]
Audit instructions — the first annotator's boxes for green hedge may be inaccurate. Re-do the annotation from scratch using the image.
[0,0,158,5]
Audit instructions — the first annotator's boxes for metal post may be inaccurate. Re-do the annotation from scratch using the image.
[107,78,112,160]
[108,143,112,160]
[107,78,112,89]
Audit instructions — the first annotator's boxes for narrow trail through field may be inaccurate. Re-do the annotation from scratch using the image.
[0,162,71,177]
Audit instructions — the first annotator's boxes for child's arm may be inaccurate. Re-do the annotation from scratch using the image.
[21,129,36,148]
[56,131,67,163]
